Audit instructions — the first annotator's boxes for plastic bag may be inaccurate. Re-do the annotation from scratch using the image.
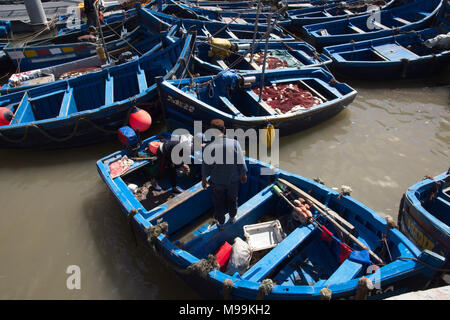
[226,237,252,275]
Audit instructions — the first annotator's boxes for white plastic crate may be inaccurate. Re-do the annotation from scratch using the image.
[243,220,284,252]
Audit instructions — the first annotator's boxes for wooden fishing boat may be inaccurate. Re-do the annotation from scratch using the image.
[302,0,444,49]
[156,67,357,136]
[0,26,166,94]
[160,1,291,27]
[96,133,446,299]
[194,38,331,74]
[322,27,450,80]
[140,8,295,41]
[0,31,195,149]
[3,15,143,72]
[288,0,395,30]
[398,170,450,282]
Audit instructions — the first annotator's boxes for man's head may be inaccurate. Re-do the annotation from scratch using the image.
[210,119,225,134]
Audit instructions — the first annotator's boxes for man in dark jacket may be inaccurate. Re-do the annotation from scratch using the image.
[202,119,247,230]
[84,0,97,27]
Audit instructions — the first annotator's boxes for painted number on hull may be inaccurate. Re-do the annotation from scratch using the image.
[168,95,195,113]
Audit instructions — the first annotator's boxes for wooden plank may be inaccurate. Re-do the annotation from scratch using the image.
[349,24,365,34]
[373,21,390,30]
[323,259,363,286]
[218,95,242,116]
[297,79,328,102]
[394,17,410,24]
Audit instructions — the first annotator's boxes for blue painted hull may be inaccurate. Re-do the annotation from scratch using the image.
[157,68,357,136]
[302,0,444,49]
[96,134,446,300]
[323,28,450,80]
[398,171,450,273]
[0,31,195,149]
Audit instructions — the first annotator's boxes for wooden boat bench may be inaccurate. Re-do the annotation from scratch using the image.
[218,95,243,117]
[393,17,410,25]
[186,184,276,256]
[241,224,316,282]
[10,92,35,124]
[348,24,365,34]
[322,259,363,286]
[58,88,77,117]
[372,21,390,30]
[246,89,278,116]
[373,43,419,61]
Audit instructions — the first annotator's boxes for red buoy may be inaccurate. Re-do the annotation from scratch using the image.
[0,107,13,126]
[128,107,152,132]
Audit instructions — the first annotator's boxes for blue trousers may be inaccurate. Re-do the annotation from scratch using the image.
[210,181,239,225]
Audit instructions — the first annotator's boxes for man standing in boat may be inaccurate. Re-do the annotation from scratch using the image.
[84,0,98,27]
[202,119,248,230]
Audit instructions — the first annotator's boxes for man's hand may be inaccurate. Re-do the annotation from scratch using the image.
[240,173,247,184]
[202,177,209,189]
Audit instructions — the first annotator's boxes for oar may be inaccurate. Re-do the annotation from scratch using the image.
[277,178,355,233]
[272,184,384,265]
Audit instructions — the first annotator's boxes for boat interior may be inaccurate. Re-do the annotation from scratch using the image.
[115,149,410,287]
[416,175,450,227]
[176,70,344,117]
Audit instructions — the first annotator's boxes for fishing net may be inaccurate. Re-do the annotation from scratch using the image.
[253,83,323,113]
[252,50,299,69]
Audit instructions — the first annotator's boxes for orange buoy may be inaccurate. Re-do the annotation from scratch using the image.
[129,107,152,132]
[0,107,13,126]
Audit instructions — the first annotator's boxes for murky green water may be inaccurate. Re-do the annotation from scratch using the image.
[0,76,448,299]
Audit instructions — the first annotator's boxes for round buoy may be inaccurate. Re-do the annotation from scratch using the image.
[0,107,13,126]
[129,107,152,132]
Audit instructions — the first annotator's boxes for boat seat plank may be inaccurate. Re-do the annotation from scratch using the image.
[58,88,77,117]
[105,74,114,105]
[348,24,365,34]
[323,258,363,286]
[218,95,242,117]
[241,224,315,282]
[148,181,205,223]
[372,21,390,30]
[323,11,333,17]
[393,17,410,24]
[246,90,278,116]
[10,92,35,124]
[343,9,353,15]
[137,66,148,92]
[373,43,419,60]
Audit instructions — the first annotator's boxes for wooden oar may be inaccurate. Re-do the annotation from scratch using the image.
[274,180,384,265]
[277,178,354,233]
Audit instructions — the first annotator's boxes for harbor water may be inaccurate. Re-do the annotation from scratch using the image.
[0,77,448,299]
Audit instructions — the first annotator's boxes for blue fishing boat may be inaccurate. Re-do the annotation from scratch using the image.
[322,27,450,80]
[398,170,450,281]
[289,0,394,30]
[140,7,295,41]
[160,1,291,27]
[156,68,357,136]
[96,132,446,299]
[3,15,144,72]
[194,39,331,74]
[0,24,167,94]
[0,30,195,149]
[302,0,444,48]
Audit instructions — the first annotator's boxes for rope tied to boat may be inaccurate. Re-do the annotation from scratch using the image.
[338,185,353,199]
[423,175,441,201]
[256,279,273,299]
[320,287,332,300]
[355,277,374,300]
[187,254,219,278]
[145,218,168,245]
[222,278,235,300]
